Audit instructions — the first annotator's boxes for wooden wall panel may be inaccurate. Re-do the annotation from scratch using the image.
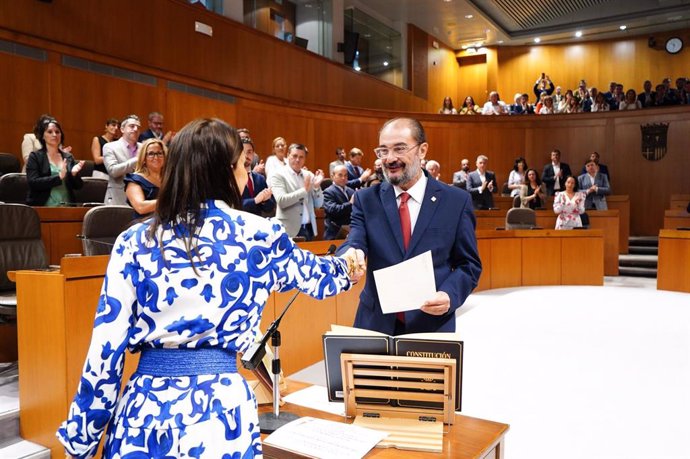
[457,54,488,106]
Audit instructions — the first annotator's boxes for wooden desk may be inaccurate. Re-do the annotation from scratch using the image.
[670,194,690,210]
[663,209,690,229]
[475,229,604,291]
[493,195,629,254]
[34,206,90,265]
[657,229,690,293]
[475,210,619,275]
[262,381,509,459]
[14,241,361,456]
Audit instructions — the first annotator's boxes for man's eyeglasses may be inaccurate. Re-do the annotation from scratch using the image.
[373,143,421,159]
[146,152,164,158]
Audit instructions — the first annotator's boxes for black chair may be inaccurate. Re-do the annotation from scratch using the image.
[0,173,28,204]
[0,204,48,317]
[0,153,20,176]
[505,208,537,229]
[580,212,590,228]
[80,160,95,177]
[320,178,333,191]
[73,177,108,205]
[80,205,134,256]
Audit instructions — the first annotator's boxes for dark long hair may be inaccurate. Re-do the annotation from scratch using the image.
[148,118,243,266]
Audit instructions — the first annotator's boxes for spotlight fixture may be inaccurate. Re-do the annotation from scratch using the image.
[383,61,389,66]
[534,37,541,43]
[575,31,583,38]
[619,25,627,30]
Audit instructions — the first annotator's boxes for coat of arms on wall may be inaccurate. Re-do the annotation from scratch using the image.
[641,123,669,161]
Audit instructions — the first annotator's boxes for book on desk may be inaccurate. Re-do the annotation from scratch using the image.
[322,325,463,411]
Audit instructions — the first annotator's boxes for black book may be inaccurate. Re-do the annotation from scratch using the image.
[322,325,463,411]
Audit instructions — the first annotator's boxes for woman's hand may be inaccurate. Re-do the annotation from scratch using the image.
[59,158,68,180]
[341,248,366,283]
[71,160,85,176]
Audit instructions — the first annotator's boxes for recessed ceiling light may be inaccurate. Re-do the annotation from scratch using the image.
[464,14,473,19]
[498,40,504,44]
[534,37,541,43]
[444,0,452,2]
[619,25,627,30]
[383,61,389,66]
[575,31,583,38]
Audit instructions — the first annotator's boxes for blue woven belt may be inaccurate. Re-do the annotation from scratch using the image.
[136,347,237,377]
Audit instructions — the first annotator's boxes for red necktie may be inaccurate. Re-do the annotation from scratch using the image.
[397,192,411,323]
[247,174,254,197]
[399,192,411,250]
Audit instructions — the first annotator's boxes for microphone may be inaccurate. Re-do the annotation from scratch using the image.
[241,243,338,370]
[75,234,115,247]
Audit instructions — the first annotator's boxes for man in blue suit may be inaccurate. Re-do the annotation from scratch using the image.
[240,139,275,216]
[323,165,355,240]
[342,118,482,335]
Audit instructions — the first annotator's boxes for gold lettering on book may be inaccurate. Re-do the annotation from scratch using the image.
[404,351,451,359]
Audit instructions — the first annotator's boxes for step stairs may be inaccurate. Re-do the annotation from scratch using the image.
[619,236,658,278]
[0,365,50,459]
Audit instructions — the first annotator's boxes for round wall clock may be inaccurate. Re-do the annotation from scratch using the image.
[665,37,683,54]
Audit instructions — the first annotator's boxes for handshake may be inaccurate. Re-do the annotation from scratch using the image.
[341,248,367,283]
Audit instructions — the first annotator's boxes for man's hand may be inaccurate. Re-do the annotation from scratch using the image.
[312,170,324,189]
[421,291,451,316]
[254,188,272,204]
[341,247,366,283]
[487,180,495,192]
[360,168,372,182]
[303,172,313,191]
[253,160,265,175]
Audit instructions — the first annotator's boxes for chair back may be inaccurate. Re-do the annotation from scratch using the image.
[512,195,521,208]
[505,208,537,230]
[320,178,333,191]
[0,204,48,292]
[80,160,95,177]
[0,173,28,204]
[81,206,134,256]
[73,177,108,205]
[0,153,20,176]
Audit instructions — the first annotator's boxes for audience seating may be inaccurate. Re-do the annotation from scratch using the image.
[73,177,107,205]
[0,204,48,317]
[80,205,134,256]
[80,160,95,177]
[0,153,20,176]
[505,208,537,229]
[0,173,28,204]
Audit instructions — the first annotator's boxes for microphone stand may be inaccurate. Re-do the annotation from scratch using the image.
[256,244,337,433]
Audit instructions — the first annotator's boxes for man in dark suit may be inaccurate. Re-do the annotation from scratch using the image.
[466,155,496,210]
[542,149,572,196]
[637,80,656,107]
[240,139,275,216]
[138,111,173,144]
[345,147,372,189]
[342,117,481,335]
[323,165,354,240]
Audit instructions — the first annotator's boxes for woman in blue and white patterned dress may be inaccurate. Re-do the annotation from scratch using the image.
[57,118,365,458]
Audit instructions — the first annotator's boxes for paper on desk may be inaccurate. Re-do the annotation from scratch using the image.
[263,416,387,459]
[373,250,436,314]
[283,385,345,416]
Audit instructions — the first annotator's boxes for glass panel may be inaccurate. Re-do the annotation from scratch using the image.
[344,7,402,88]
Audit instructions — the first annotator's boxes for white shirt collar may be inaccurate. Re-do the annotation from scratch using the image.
[393,172,427,204]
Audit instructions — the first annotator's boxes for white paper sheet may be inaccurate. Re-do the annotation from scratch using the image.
[282,384,345,416]
[373,250,436,313]
[264,416,387,459]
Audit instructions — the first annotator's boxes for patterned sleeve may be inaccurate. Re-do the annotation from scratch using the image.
[265,220,351,298]
[56,230,138,459]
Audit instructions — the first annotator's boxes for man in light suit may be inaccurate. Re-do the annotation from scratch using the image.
[542,149,572,196]
[323,165,355,240]
[103,115,141,205]
[466,155,497,210]
[271,143,324,240]
[241,139,274,216]
[342,118,481,335]
[578,158,611,210]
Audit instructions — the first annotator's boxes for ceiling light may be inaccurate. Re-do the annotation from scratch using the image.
[534,37,541,43]
[464,14,473,19]
[575,31,583,38]
[383,61,389,66]
[498,40,504,44]
[619,25,627,30]
[354,66,361,71]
